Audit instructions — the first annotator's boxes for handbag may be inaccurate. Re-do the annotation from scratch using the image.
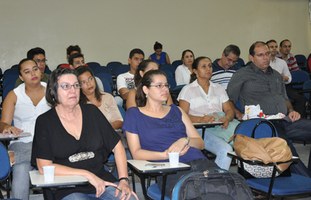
[234,134,293,178]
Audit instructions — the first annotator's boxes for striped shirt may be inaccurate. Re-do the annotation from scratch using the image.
[211,59,241,89]
[277,53,299,71]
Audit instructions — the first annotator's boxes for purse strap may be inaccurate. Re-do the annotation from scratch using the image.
[251,120,277,138]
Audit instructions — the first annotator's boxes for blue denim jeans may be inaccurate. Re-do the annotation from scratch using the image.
[61,184,136,200]
[198,129,233,170]
[9,142,33,200]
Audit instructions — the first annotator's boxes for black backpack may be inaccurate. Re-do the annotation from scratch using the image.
[172,169,254,200]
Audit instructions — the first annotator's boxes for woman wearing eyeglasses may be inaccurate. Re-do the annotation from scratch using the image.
[32,68,135,200]
[1,58,50,200]
[123,69,216,197]
[126,59,173,109]
[76,67,123,130]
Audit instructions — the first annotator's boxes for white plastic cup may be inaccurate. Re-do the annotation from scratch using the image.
[43,166,55,183]
[168,152,179,167]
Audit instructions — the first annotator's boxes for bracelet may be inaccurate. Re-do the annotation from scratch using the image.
[119,177,130,183]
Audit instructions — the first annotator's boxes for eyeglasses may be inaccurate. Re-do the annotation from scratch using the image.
[80,76,94,85]
[59,82,81,90]
[34,59,47,63]
[149,83,170,89]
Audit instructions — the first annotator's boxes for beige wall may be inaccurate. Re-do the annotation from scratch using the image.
[0,0,310,71]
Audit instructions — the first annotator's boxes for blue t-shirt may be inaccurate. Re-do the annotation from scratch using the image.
[123,104,205,163]
[150,52,168,65]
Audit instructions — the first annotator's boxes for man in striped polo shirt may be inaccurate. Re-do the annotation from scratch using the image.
[278,39,306,117]
[278,39,299,71]
[211,44,242,90]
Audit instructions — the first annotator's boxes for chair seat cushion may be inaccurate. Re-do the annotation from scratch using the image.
[247,173,311,196]
[147,184,170,200]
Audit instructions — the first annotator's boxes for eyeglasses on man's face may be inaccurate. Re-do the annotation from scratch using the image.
[59,82,81,90]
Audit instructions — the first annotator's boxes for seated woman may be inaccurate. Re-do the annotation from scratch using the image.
[76,67,123,130]
[148,41,171,65]
[1,58,50,200]
[31,68,136,200]
[175,49,195,86]
[126,59,173,109]
[178,56,239,170]
[123,69,217,197]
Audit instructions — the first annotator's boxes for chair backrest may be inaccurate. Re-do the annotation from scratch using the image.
[295,54,307,69]
[87,62,104,74]
[237,58,245,67]
[171,60,182,70]
[111,64,130,77]
[160,67,176,89]
[95,72,113,94]
[0,142,11,181]
[160,64,175,76]
[290,70,310,90]
[234,118,277,138]
[106,61,123,68]
[303,80,311,101]
[2,67,19,100]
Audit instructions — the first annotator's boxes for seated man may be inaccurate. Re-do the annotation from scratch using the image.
[15,47,49,87]
[277,39,306,117]
[116,48,144,105]
[227,41,311,177]
[211,44,241,89]
[266,39,292,84]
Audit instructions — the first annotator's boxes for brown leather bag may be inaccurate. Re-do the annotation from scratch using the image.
[234,134,293,177]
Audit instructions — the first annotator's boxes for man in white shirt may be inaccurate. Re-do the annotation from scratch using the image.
[117,48,144,100]
[266,40,292,84]
[267,39,306,118]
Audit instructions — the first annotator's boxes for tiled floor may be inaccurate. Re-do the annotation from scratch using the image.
[1,143,311,199]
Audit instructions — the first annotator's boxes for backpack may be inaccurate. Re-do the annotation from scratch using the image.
[172,168,254,200]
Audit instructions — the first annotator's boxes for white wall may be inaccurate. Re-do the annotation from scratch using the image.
[0,0,310,71]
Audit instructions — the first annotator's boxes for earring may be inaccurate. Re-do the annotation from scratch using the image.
[146,94,148,98]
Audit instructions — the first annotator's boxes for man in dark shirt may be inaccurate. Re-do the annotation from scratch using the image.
[227,41,311,177]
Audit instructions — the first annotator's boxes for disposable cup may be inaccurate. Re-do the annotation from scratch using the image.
[43,166,55,183]
[168,152,179,167]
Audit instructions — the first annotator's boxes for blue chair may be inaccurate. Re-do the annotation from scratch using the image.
[87,62,104,74]
[94,72,113,94]
[171,60,182,71]
[295,54,307,70]
[147,184,170,200]
[110,64,130,78]
[160,64,175,76]
[233,118,311,199]
[290,70,310,90]
[2,67,19,100]
[237,58,245,67]
[0,142,12,199]
[106,61,122,69]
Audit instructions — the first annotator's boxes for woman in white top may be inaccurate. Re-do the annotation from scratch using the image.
[175,49,195,86]
[1,58,50,200]
[76,67,123,130]
[178,56,239,170]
